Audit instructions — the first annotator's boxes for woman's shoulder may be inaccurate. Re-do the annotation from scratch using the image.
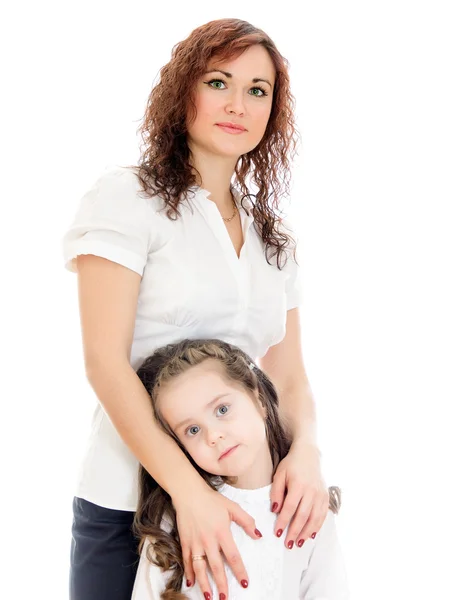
[78,164,168,216]
[92,164,153,199]
[62,165,162,274]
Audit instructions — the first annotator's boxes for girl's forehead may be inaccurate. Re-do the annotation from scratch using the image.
[159,361,230,400]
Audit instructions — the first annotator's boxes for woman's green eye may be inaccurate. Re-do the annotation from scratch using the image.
[208,80,225,89]
[205,80,267,97]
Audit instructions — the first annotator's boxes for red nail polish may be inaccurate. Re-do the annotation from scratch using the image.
[186,580,192,587]
[254,528,262,537]
[297,539,305,547]
[241,579,248,588]
[220,594,226,600]
[287,539,294,549]
[311,532,317,539]
[276,529,283,537]
[272,502,278,512]
[204,593,211,600]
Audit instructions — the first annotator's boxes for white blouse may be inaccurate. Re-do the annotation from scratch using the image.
[131,483,349,600]
[62,166,302,511]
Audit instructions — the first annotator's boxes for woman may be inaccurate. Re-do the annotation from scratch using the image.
[131,338,348,599]
[63,17,329,600]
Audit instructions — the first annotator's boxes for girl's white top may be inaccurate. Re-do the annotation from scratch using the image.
[62,166,302,511]
[132,483,349,600]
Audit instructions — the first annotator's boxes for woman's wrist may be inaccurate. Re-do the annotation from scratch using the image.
[291,435,321,456]
[288,415,319,448]
[167,468,211,505]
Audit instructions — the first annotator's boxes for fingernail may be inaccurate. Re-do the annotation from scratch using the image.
[186,580,192,587]
[297,539,305,547]
[220,594,226,600]
[204,593,211,600]
[241,579,248,588]
[287,539,294,549]
[254,528,263,537]
[272,502,278,512]
[311,532,317,539]
[276,529,283,537]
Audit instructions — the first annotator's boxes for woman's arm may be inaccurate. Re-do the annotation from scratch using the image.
[78,255,203,497]
[259,307,316,445]
[77,255,260,600]
[259,307,329,549]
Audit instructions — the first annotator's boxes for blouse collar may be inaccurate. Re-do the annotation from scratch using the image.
[191,185,255,217]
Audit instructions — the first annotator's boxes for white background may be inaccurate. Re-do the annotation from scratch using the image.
[2,1,449,598]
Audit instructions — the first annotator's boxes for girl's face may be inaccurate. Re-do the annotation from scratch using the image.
[157,359,273,488]
[186,44,276,160]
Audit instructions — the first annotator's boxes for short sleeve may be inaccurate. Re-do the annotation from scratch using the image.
[298,511,350,599]
[281,217,304,310]
[62,167,152,275]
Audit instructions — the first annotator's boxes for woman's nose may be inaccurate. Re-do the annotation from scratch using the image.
[225,92,245,116]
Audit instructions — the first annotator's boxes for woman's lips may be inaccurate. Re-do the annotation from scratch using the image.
[215,123,247,135]
[219,445,240,460]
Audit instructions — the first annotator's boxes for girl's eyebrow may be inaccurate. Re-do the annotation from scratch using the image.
[204,69,273,88]
[173,393,231,432]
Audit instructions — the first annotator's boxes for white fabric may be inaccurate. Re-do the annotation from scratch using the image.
[62,166,303,511]
[131,483,349,600]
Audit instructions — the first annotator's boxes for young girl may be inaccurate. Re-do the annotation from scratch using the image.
[131,339,349,599]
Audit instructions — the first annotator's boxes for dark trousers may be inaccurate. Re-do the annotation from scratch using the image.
[70,497,139,600]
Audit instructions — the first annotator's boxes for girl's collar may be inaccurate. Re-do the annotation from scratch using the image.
[218,482,272,506]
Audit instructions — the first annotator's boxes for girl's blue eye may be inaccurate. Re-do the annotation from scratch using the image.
[216,404,229,416]
[187,425,200,436]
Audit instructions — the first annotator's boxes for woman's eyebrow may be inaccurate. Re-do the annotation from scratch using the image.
[204,69,272,88]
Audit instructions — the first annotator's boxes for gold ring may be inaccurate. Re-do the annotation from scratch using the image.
[192,554,206,561]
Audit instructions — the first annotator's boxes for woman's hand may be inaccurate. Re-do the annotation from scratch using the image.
[173,486,262,599]
[270,439,329,549]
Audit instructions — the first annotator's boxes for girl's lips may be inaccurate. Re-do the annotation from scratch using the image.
[219,445,239,460]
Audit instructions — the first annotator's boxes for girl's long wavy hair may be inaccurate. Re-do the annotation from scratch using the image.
[134,339,342,599]
[130,18,300,268]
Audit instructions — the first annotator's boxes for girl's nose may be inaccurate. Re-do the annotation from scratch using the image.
[207,430,224,446]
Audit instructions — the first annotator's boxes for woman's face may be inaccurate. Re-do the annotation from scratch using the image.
[186,44,276,160]
[157,359,271,484]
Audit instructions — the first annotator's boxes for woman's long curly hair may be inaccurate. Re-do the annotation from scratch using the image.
[134,339,342,599]
[131,18,300,268]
